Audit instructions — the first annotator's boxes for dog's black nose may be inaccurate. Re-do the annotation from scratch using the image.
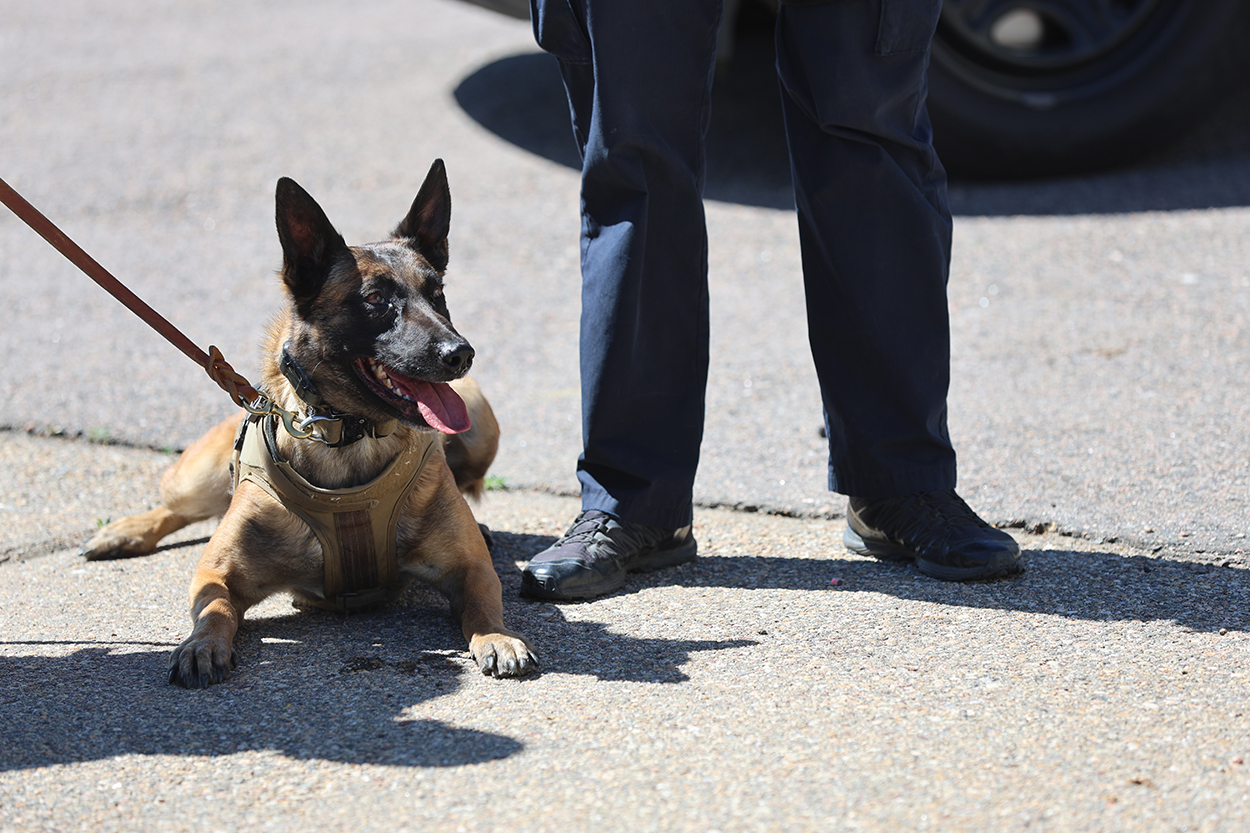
[441,342,474,373]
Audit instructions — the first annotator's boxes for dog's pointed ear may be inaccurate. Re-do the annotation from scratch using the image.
[391,159,451,272]
[275,177,348,304]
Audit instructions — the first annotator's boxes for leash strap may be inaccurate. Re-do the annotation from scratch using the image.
[0,176,259,408]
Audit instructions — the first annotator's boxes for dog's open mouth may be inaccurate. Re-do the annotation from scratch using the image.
[356,358,470,434]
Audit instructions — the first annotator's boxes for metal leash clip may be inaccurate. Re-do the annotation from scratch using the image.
[243,394,316,440]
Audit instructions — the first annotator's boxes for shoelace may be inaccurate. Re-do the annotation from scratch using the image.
[866,490,988,551]
[558,510,664,551]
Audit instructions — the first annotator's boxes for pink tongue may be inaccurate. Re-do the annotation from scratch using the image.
[390,374,470,434]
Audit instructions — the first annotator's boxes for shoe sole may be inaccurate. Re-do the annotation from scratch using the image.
[520,537,699,602]
[843,527,1023,582]
[631,536,698,573]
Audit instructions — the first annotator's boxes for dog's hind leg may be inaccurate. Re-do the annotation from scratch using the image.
[81,413,243,560]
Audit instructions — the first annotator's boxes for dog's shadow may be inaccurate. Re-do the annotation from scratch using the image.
[0,622,518,772]
[0,533,757,774]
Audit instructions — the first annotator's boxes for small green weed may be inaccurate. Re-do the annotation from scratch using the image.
[86,426,113,444]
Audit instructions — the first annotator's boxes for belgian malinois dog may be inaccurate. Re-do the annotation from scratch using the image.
[81,160,537,687]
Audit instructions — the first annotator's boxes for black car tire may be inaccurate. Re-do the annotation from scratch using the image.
[927,0,1250,179]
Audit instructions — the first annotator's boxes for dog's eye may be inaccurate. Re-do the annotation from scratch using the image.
[365,292,386,306]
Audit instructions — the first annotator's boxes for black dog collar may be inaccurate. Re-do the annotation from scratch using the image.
[279,341,323,407]
[278,341,396,447]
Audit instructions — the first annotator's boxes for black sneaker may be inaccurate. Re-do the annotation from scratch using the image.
[843,489,1023,581]
[520,510,698,601]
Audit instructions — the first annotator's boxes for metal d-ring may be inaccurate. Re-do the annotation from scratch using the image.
[296,413,338,429]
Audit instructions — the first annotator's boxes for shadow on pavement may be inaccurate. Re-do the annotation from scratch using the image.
[0,608,523,772]
[453,39,794,210]
[6,527,1239,771]
[490,530,760,682]
[453,35,1250,216]
[493,528,1248,636]
[492,525,1246,638]
[519,615,758,684]
[675,548,1250,635]
[0,541,760,772]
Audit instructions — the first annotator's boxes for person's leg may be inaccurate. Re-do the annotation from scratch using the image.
[778,0,954,496]
[523,0,722,599]
[532,0,721,529]
[775,0,1021,579]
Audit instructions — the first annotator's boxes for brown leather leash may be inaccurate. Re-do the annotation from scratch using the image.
[0,176,314,437]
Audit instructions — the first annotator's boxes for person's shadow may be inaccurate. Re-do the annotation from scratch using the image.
[453,20,1250,215]
[493,529,1249,636]
[453,25,794,210]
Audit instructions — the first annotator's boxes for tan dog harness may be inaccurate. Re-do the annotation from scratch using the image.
[232,414,438,611]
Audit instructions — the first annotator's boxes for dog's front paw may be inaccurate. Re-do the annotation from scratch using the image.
[470,633,539,678]
[168,636,237,689]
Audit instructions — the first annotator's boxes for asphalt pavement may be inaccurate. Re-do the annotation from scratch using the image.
[2,1,1249,830]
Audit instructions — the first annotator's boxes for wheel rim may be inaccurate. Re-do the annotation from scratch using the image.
[935,0,1188,106]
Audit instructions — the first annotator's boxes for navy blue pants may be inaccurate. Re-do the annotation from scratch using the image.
[531,0,957,529]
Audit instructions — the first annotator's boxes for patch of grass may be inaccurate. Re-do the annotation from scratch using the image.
[86,426,113,444]
[484,475,508,491]
[95,517,111,529]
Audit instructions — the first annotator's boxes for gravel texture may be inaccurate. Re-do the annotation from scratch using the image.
[3,435,1250,832]
[2,0,1250,829]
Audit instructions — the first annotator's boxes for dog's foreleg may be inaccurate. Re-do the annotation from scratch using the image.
[167,497,264,689]
[425,506,538,679]
[445,557,540,678]
[168,555,241,689]
[403,464,538,678]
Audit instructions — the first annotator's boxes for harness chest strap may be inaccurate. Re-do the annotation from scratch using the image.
[232,415,438,611]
